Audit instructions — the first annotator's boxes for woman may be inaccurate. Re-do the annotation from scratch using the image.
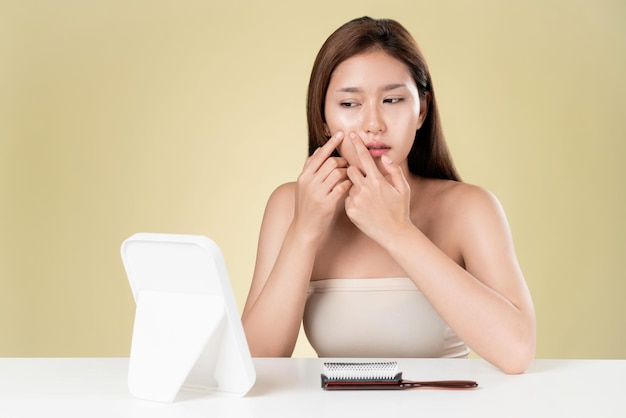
[242,16,535,374]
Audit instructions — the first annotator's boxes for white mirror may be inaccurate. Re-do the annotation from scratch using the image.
[121,233,256,402]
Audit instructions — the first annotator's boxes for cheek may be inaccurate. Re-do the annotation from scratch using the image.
[325,108,359,133]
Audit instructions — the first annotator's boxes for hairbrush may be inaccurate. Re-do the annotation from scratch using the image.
[321,361,478,390]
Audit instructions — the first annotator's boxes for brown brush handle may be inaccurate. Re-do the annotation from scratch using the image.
[322,380,478,390]
[400,379,478,389]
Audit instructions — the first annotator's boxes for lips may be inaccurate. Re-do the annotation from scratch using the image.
[366,141,390,157]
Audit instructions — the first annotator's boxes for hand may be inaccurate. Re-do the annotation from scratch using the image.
[293,131,352,240]
[344,132,412,244]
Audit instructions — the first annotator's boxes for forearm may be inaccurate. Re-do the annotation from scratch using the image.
[242,225,319,357]
[385,226,535,374]
[243,138,350,357]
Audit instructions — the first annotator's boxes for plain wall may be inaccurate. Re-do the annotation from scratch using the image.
[1,0,624,358]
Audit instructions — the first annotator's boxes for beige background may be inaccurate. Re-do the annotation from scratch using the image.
[1,0,624,358]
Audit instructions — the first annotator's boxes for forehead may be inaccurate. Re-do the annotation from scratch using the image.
[328,49,415,89]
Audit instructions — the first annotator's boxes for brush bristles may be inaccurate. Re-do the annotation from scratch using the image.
[322,361,399,381]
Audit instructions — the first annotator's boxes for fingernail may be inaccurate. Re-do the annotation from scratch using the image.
[382,155,392,164]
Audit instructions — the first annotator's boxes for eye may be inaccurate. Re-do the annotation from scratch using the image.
[383,97,404,104]
[340,101,359,108]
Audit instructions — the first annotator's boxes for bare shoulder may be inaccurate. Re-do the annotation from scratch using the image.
[454,182,501,211]
[267,182,296,205]
[262,182,296,224]
[254,182,297,270]
[417,179,510,253]
[431,180,514,261]
[425,179,504,220]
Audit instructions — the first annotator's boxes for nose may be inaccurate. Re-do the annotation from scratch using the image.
[362,103,385,134]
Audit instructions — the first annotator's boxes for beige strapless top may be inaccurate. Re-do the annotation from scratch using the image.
[303,278,469,358]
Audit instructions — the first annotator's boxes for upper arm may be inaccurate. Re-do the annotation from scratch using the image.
[242,182,295,316]
[455,186,534,314]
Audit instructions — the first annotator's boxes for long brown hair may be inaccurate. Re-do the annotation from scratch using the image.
[306,16,460,181]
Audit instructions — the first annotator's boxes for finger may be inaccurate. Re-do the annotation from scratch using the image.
[329,179,352,199]
[349,132,382,178]
[381,155,409,191]
[346,165,364,186]
[322,166,348,190]
[305,131,344,170]
[316,157,348,183]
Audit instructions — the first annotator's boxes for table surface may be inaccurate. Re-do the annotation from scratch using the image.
[0,357,624,417]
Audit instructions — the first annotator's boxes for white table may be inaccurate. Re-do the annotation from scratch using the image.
[0,357,624,417]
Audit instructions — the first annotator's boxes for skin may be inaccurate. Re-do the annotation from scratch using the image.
[242,50,536,374]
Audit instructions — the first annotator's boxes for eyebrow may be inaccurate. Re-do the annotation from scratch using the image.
[335,83,408,93]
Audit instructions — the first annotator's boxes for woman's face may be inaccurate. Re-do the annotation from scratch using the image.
[324,49,427,173]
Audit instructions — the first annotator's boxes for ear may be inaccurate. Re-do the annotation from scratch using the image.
[416,91,430,130]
